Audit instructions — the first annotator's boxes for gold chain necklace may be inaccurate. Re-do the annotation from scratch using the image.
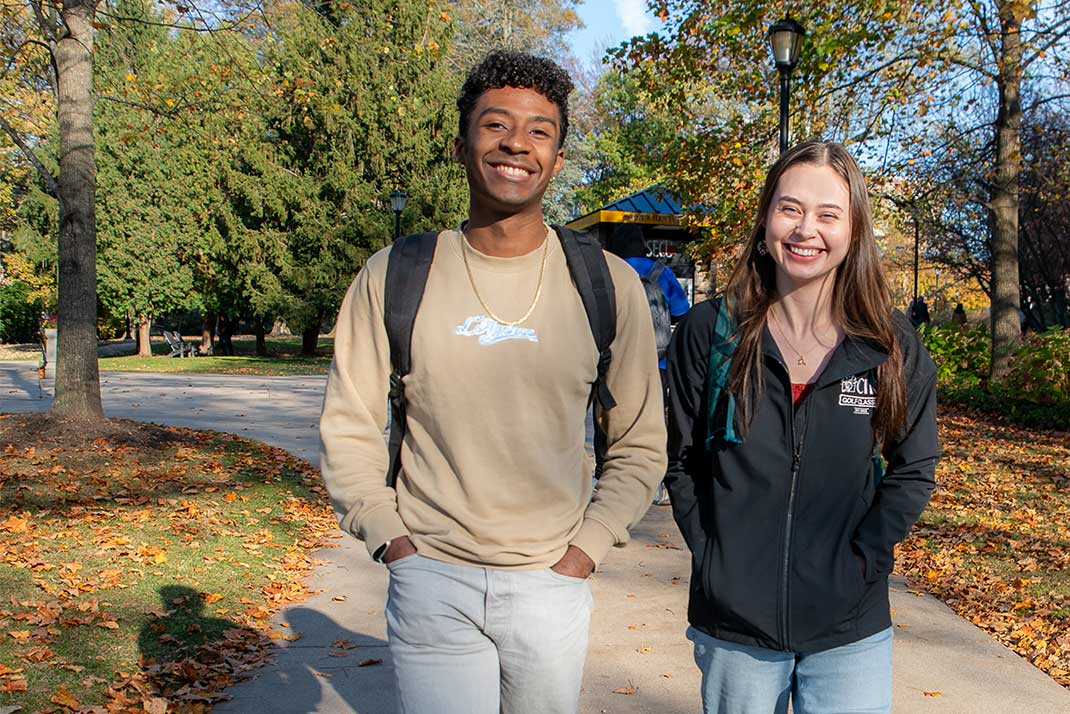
[461,232,549,326]
[769,308,834,367]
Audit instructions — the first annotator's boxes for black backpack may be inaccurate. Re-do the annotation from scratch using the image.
[641,262,672,361]
[382,225,617,487]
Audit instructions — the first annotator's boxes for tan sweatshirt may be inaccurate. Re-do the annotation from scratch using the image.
[319,227,667,569]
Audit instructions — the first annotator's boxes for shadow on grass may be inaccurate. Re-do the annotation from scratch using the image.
[136,584,273,708]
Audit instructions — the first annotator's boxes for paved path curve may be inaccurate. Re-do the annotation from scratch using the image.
[2,361,1068,713]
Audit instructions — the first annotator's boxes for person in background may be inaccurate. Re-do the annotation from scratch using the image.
[216,314,236,356]
[666,141,938,713]
[951,303,967,326]
[608,223,689,504]
[909,296,930,327]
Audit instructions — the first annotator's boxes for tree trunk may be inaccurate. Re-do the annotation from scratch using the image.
[200,311,216,355]
[301,321,320,356]
[50,0,103,420]
[988,2,1024,382]
[254,317,268,357]
[136,316,152,357]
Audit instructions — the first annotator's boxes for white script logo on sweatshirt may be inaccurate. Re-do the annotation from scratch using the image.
[455,316,539,346]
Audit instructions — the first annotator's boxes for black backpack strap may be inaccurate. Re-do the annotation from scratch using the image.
[553,225,617,411]
[383,232,438,488]
[646,261,666,284]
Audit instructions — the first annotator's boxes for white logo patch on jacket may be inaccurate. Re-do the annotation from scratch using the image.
[455,315,539,346]
[838,375,876,415]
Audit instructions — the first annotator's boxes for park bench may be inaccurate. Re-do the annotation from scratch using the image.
[163,330,195,358]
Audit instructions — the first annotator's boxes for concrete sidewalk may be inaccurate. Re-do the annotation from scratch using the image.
[2,361,1068,713]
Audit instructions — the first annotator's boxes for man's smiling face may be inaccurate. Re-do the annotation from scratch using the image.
[453,86,564,217]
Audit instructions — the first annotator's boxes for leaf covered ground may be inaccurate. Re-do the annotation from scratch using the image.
[897,405,1070,687]
[0,403,1067,713]
[0,414,336,713]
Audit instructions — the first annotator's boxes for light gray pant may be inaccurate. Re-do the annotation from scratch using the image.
[386,554,593,714]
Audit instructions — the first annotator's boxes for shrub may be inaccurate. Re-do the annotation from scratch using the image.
[918,322,1069,431]
[1005,328,1070,404]
[0,281,40,344]
[940,384,1070,432]
[918,322,990,388]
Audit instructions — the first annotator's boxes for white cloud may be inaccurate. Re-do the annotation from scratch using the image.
[614,0,652,36]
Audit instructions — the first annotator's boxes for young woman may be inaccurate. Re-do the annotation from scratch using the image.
[665,142,939,714]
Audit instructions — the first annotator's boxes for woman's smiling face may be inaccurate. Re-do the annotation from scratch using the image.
[764,162,852,290]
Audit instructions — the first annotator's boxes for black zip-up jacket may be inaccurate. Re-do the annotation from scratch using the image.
[665,299,938,654]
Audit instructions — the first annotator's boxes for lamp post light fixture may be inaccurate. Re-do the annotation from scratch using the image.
[768,17,806,154]
[390,189,407,241]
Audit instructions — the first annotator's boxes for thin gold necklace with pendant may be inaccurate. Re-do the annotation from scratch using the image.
[769,308,833,367]
[461,232,549,327]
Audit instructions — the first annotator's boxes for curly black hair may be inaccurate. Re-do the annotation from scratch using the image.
[456,50,574,147]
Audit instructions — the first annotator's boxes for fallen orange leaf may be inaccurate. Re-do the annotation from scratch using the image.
[50,685,80,707]
[144,697,169,714]
[0,515,30,533]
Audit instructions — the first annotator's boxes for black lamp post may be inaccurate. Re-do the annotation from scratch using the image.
[768,18,806,154]
[912,211,920,305]
[390,189,407,241]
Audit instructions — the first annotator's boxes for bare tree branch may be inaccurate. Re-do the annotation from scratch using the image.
[0,37,54,83]
[821,51,921,97]
[1025,92,1070,111]
[967,0,1000,71]
[95,3,260,33]
[1022,21,1070,68]
[27,0,56,41]
[0,111,57,197]
[96,92,211,117]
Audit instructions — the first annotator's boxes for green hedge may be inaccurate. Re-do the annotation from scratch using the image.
[919,322,1070,431]
[917,322,989,388]
[0,281,39,344]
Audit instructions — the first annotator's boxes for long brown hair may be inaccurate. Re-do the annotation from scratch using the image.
[723,141,907,447]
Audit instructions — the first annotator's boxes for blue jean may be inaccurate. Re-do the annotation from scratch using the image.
[688,626,893,714]
[386,554,593,714]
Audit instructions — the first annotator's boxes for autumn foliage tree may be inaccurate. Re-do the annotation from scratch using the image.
[614,0,1070,383]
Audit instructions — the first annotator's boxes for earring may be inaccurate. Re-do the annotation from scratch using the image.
[756,240,769,257]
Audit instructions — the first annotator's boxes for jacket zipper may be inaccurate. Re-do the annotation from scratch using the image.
[779,370,810,649]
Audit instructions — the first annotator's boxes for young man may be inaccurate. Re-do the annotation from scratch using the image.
[319,51,667,714]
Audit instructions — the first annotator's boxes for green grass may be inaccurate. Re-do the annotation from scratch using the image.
[0,418,333,711]
[99,337,333,376]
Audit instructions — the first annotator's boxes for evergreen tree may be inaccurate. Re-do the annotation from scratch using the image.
[94,0,196,353]
[257,0,465,353]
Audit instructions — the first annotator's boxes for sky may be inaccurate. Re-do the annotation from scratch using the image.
[565,0,660,67]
